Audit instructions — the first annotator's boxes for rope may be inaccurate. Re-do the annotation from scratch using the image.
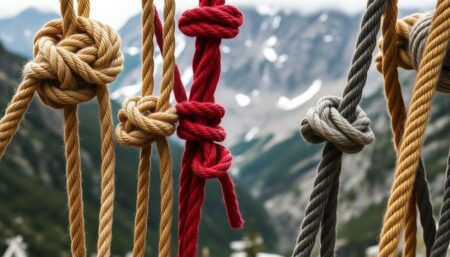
[174,1,244,257]
[376,9,436,256]
[0,0,122,256]
[376,9,437,257]
[378,0,450,256]
[115,0,177,256]
[293,0,383,256]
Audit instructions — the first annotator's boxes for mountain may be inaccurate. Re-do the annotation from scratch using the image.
[0,8,59,58]
[0,43,277,256]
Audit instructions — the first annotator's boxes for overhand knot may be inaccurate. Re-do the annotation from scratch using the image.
[116,96,178,147]
[179,5,244,39]
[300,96,375,154]
[23,17,124,109]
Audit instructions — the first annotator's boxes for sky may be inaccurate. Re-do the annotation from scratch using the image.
[0,0,434,29]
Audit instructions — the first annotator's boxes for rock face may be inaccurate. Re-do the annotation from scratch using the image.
[0,41,276,257]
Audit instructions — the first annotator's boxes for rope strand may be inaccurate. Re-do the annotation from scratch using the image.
[293,0,382,256]
[115,1,177,256]
[175,1,244,256]
[378,0,450,256]
[0,0,123,256]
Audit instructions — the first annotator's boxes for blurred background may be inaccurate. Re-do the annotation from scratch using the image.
[0,1,447,257]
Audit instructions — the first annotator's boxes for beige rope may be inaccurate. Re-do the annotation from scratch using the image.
[378,0,450,256]
[115,0,177,256]
[0,0,123,256]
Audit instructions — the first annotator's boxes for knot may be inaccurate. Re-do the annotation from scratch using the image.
[23,17,124,109]
[176,101,226,142]
[300,96,375,154]
[178,5,244,39]
[375,14,422,72]
[116,96,178,147]
[190,142,232,179]
[409,13,450,93]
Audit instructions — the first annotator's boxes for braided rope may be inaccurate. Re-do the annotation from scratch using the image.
[376,8,437,256]
[0,0,122,256]
[115,0,177,256]
[292,0,383,256]
[378,0,450,256]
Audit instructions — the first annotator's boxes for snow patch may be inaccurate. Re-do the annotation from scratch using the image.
[235,93,251,107]
[245,127,260,142]
[245,39,253,47]
[251,89,260,97]
[272,16,281,29]
[263,47,278,62]
[277,80,322,111]
[266,36,278,46]
[256,5,278,16]
[323,35,334,42]
[319,13,329,22]
[222,45,231,54]
[125,46,140,56]
[111,83,141,100]
[23,29,32,38]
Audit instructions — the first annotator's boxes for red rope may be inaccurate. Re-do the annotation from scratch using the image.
[175,1,244,256]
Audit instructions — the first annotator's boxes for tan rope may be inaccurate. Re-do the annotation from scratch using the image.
[115,0,177,256]
[378,0,450,256]
[0,0,123,256]
[378,1,417,256]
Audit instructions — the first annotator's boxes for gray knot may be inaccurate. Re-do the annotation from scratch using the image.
[300,96,375,154]
[410,12,450,93]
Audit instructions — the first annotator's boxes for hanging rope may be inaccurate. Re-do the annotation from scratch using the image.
[378,0,450,256]
[0,0,122,256]
[174,1,244,257]
[115,0,177,257]
[293,0,382,256]
[375,6,436,257]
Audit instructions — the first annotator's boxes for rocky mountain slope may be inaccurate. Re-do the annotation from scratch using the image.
[0,43,277,256]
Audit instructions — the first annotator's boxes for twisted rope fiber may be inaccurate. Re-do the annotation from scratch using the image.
[378,0,450,256]
[0,0,122,256]
[401,12,450,257]
[293,0,383,256]
[174,1,244,257]
[376,10,438,257]
[377,6,436,256]
[115,0,177,256]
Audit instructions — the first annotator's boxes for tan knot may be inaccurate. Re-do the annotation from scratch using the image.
[116,96,179,147]
[375,14,423,72]
[300,96,375,154]
[23,17,124,109]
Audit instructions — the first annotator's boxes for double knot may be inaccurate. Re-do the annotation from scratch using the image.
[23,17,123,109]
[376,13,450,92]
[301,96,375,154]
[178,5,244,39]
[375,14,422,72]
[176,101,231,179]
[116,96,178,147]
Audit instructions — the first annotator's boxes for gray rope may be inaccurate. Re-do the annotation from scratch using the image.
[415,160,436,257]
[430,150,450,257]
[292,0,385,256]
[410,13,450,93]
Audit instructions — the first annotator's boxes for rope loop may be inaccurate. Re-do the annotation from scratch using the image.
[116,96,178,147]
[176,101,226,142]
[191,142,231,179]
[301,96,374,154]
[179,5,243,39]
[24,17,123,109]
